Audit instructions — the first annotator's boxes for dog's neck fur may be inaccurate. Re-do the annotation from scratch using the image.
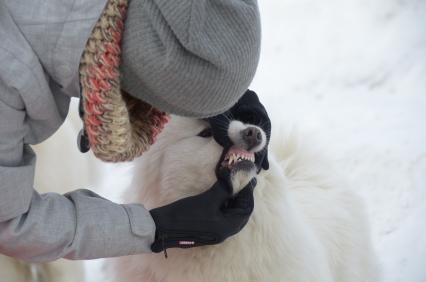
[111,116,380,282]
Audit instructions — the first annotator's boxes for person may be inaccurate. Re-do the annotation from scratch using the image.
[0,0,269,262]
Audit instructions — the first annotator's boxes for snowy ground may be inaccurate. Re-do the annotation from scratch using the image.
[83,1,426,281]
[251,1,426,281]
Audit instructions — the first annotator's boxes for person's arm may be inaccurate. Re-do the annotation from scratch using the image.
[0,98,156,262]
[0,96,257,262]
[0,186,156,262]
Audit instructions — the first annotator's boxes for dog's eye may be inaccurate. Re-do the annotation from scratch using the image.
[197,128,213,138]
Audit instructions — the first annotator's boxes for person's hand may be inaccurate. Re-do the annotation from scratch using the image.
[207,89,271,171]
[150,176,257,254]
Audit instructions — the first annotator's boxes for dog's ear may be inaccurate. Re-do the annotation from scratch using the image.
[255,148,269,172]
[261,151,269,170]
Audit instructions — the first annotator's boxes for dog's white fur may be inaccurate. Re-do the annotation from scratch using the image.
[108,116,380,282]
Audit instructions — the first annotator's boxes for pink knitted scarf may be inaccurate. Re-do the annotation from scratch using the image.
[79,0,169,162]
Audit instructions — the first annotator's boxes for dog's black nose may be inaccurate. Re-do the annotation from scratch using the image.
[241,126,262,150]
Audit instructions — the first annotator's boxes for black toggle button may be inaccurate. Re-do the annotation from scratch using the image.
[77,129,90,153]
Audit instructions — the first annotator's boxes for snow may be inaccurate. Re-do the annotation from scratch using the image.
[85,1,426,281]
[251,1,426,281]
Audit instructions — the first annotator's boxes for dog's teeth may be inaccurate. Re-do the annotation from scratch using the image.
[224,152,256,166]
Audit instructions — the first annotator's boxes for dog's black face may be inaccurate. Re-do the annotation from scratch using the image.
[206,90,271,173]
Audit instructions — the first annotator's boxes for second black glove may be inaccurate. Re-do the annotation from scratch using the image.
[150,177,256,254]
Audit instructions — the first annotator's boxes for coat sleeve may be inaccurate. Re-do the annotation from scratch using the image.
[0,95,156,262]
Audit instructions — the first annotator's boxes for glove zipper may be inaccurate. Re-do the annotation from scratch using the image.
[161,233,168,259]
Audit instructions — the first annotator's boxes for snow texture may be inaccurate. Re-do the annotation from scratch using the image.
[86,1,426,281]
[251,1,426,281]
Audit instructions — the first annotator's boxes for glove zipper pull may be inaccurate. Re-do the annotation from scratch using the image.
[161,234,168,259]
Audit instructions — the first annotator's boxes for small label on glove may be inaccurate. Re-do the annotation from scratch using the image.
[179,240,195,246]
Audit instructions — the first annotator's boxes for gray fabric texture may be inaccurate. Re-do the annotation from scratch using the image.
[0,0,155,262]
[121,0,261,117]
[0,0,261,261]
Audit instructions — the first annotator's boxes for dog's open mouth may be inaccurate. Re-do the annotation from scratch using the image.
[221,145,255,172]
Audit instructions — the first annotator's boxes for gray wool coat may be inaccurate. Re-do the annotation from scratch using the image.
[0,0,260,262]
[0,0,158,262]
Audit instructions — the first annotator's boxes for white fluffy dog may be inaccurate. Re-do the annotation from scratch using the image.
[108,116,380,282]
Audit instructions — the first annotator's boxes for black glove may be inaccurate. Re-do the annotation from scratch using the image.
[208,89,271,170]
[150,175,257,254]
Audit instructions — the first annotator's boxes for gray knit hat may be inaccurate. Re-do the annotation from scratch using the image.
[120,0,261,118]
